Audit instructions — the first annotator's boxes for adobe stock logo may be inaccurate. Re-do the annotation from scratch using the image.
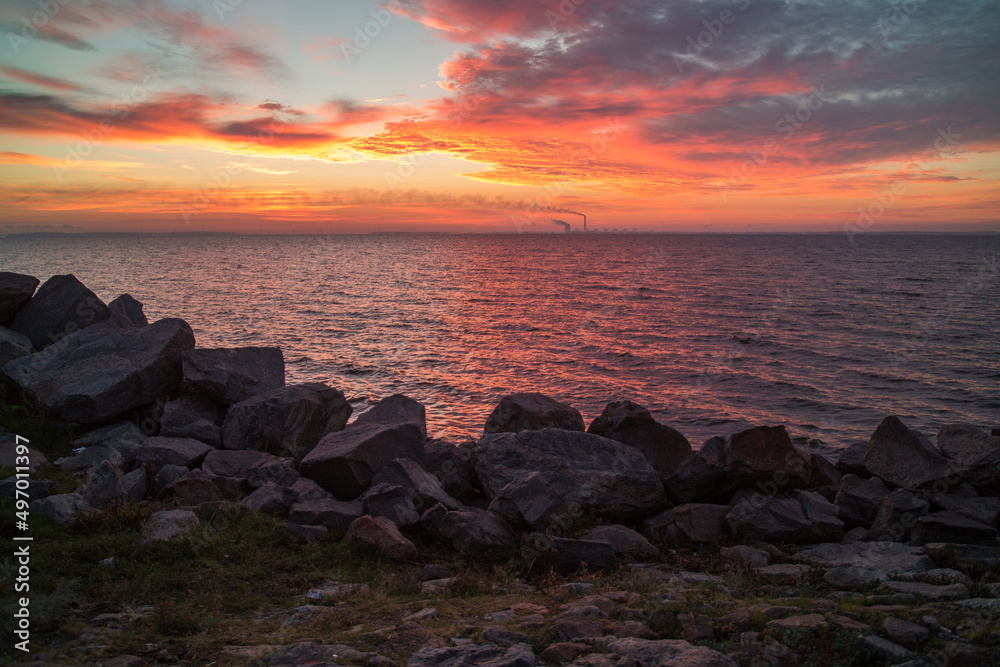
[673,0,752,73]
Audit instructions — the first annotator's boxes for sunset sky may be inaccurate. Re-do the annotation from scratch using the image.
[1,0,998,233]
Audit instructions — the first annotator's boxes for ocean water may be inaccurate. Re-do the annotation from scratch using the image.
[2,233,998,451]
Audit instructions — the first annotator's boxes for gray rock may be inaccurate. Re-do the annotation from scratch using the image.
[922,542,999,577]
[300,422,426,499]
[605,637,737,667]
[363,482,420,527]
[241,482,297,516]
[124,468,147,501]
[793,542,933,589]
[861,635,914,662]
[107,294,148,329]
[289,476,332,502]
[922,567,973,586]
[78,460,127,508]
[201,449,278,477]
[0,272,39,324]
[808,452,843,488]
[793,489,845,542]
[4,318,194,424]
[864,416,953,489]
[154,464,190,490]
[287,498,363,532]
[0,475,51,502]
[725,496,811,543]
[0,326,32,367]
[937,424,1000,496]
[181,347,284,405]
[587,400,692,479]
[134,436,213,472]
[353,393,426,438]
[487,470,569,532]
[674,503,732,543]
[346,514,417,559]
[581,524,658,556]
[662,437,728,504]
[720,545,770,567]
[408,642,535,667]
[482,626,532,647]
[58,445,125,472]
[0,439,50,471]
[418,502,449,532]
[370,457,461,514]
[166,469,224,505]
[835,474,890,529]
[867,489,930,542]
[525,533,618,572]
[71,422,147,462]
[10,274,109,350]
[930,493,1000,526]
[418,438,478,504]
[642,508,677,540]
[31,492,95,525]
[484,392,584,434]
[910,510,998,546]
[160,395,224,448]
[723,425,812,491]
[882,617,930,647]
[835,440,870,476]
[141,509,200,543]
[881,581,970,600]
[246,457,299,488]
[474,428,666,521]
[437,508,516,552]
[221,382,351,461]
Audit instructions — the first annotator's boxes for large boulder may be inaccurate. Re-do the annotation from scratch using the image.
[362,482,420,527]
[181,347,284,405]
[929,493,1000,526]
[141,509,199,544]
[835,441,870,477]
[487,470,569,533]
[346,515,417,560]
[910,511,998,546]
[77,460,128,508]
[864,416,953,489]
[10,274,109,349]
[221,382,351,461]
[835,474,890,529]
[723,425,811,490]
[581,524,658,556]
[71,422,148,463]
[673,504,732,543]
[3,318,195,424]
[0,327,32,367]
[937,424,1000,496]
[663,437,728,504]
[160,395,224,448]
[474,428,666,521]
[793,489,845,542]
[299,422,425,499]
[31,492,95,525]
[107,294,148,329]
[483,393,584,434]
[525,533,618,572]
[409,643,535,667]
[370,458,462,514]
[418,438,478,504]
[166,469,225,505]
[134,436,214,471]
[437,508,516,552]
[587,400,692,479]
[867,489,929,542]
[201,449,282,478]
[725,496,814,544]
[241,482,297,517]
[0,272,39,324]
[353,394,426,438]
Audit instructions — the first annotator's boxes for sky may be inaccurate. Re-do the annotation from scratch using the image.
[0,0,998,233]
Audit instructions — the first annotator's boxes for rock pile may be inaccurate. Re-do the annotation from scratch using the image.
[2,272,999,666]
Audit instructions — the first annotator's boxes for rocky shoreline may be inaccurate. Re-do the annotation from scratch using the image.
[1,272,999,666]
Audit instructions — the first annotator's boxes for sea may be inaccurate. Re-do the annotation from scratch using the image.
[2,233,998,454]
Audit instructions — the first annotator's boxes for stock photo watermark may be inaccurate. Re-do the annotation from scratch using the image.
[7,0,73,54]
[673,0,752,73]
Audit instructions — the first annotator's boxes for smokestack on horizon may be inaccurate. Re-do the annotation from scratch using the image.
[552,219,571,233]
